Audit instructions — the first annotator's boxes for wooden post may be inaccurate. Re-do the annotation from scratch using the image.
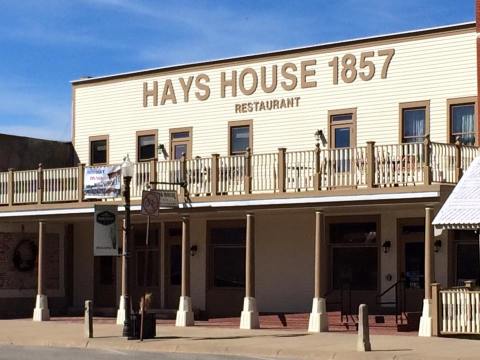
[455,139,463,182]
[150,158,157,189]
[314,211,324,298]
[7,168,14,206]
[366,141,376,188]
[313,144,321,191]
[278,148,286,193]
[33,221,50,321]
[211,154,219,196]
[425,207,434,300]
[244,148,252,194]
[37,163,43,205]
[181,216,190,298]
[431,283,440,336]
[77,163,85,202]
[423,135,432,185]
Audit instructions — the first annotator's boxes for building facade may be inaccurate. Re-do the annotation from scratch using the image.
[0,21,480,323]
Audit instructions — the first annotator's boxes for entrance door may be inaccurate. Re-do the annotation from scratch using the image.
[398,219,425,312]
[94,256,116,309]
[329,111,356,184]
[133,223,161,309]
[165,223,182,309]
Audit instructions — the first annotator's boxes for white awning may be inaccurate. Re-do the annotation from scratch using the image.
[433,155,480,229]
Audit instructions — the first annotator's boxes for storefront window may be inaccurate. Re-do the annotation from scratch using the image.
[209,225,245,288]
[330,221,378,290]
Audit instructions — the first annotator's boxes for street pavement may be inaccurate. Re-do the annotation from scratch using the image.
[0,345,272,360]
[0,319,479,360]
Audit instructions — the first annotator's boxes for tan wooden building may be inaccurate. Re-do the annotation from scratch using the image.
[1,18,480,332]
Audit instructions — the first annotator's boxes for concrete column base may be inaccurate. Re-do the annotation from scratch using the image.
[116,295,126,325]
[33,294,50,322]
[240,297,260,329]
[308,297,328,332]
[175,296,194,327]
[419,299,432,337]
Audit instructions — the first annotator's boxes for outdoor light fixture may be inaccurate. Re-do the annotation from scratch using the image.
[121,154,134,178]
[121,154,134,339]
[434,239,442,253]
[190,245,198,256]
[382,240,391,253]
[314,129,327,147]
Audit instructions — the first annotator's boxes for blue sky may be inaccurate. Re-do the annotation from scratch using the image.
[0,0,475,141]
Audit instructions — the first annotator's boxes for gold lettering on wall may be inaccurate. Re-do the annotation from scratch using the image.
[300,60,317,88]
[221,70,237,98]
[239,68,258,96]
[143,81,158,107]
[280,63,297,91]
[179,76,194,102]
[260,65,277,93]
[195,74,210,101]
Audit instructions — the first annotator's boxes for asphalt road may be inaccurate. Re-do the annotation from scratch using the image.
[0,345,276,360]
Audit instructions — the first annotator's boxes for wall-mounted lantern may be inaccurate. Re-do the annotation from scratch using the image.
[434,239,442,253]
[314,129,327,148]
[382,240,391,253]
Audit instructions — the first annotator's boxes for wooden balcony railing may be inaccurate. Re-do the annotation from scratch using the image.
[0,139,479,208]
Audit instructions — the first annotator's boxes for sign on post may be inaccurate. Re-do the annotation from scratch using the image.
[94,205,118,256]
[141,190,179,215]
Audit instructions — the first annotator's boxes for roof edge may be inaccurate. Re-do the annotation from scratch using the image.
[71,21,476,85]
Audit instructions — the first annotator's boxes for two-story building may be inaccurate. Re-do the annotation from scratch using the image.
[1,19,479,328]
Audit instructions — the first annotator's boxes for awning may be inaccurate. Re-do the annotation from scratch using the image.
[433,155,480,229]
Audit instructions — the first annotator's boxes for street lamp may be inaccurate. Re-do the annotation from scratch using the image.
[121,154,134,338]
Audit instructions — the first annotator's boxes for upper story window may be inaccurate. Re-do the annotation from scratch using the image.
[170,127,192,160]
[400,101,429,143]
[89,136,108,165]
[229,120,252,155]
[137,130,157,162]
[449,101,476,146]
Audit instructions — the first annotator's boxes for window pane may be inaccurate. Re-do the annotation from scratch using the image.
[99,257,114,285]
[170,244,181,286]
[171,131,190,139]
[451,104,475,145]
[213,247,246,287]
[333,247,377,290]
[210,225,246,288]
[334,127,350,148]
[230,126,250,154]
[174,144,187,159]
[330,222,377,244]
[91,140,107,164]
[404,242,424,289]
[138,135,155,161]
[403,108,425,142]
[457,243,480,284]
[331,114,353,122]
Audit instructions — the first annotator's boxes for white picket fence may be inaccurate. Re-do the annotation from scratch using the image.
[13,170,38,204]
[43,167,79,202]
[440,289,480,335]
[375,143,424,186]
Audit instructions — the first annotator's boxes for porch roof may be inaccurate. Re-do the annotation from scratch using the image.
[433,156,480,229]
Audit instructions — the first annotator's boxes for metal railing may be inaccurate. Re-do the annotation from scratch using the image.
[376,279,406,325]
[0,140,478,207]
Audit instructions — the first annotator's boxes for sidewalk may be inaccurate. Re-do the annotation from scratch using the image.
[0,319,479,360]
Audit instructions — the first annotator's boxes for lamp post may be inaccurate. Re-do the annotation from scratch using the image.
[121,154,134,338]
[314,129,322,148]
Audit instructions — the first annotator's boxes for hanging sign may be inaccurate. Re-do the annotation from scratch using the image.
[94,205,118,256]
[141,190,179,215]
[84,165,121,199]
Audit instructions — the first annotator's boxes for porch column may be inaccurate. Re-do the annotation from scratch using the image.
[240,213,260,329]
[175,216,194,327]
[308,211,328,332]
[419,207,434,337]
[116,219,127,325]
[33,221,50,321]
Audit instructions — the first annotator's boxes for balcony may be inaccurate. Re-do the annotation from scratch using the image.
[0,139,478,209]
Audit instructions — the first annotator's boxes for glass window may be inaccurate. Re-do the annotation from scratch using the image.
[330,222,377,244]
[137,250,159,287]
[230,126,250,154]
[171,131,190,139]
[402,107,426,143]
[331,114,353,122]
[451,104,475,145]
[174,144,187,160]
[170,244,181,286]
[210,226,246,288]
[99,257,114,285]
[90,139,107,165]
[456,243,479,284]
[138,134,156,161]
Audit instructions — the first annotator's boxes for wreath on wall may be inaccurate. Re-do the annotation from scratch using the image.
[12,239,37,272]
